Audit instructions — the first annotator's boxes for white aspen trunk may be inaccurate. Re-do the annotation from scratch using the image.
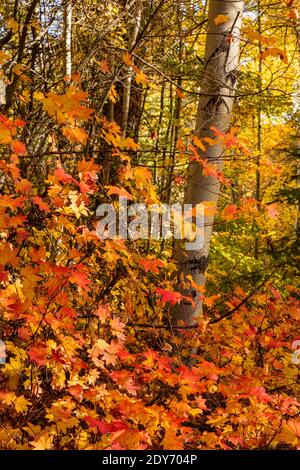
[121,0,143,136]
[174,0,244,325]
[64,0,72,80]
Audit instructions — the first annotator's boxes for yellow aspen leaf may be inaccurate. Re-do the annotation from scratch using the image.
[214,14,229,25]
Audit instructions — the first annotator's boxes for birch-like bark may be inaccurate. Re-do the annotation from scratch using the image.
[64,0,72,80]
[0,77,5,105]
[175,0,244,325]
[121,0,143,136]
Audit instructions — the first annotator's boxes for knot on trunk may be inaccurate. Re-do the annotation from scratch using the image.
[180,255,209,274]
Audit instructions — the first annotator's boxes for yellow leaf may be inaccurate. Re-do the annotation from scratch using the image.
[12,64,26,76]
[106,185,133,200]
[123,51,133,66]
[7,19,19,33]
[14,395,32,413]
[189,408,204,417]
[162,428,184,450]
[261,48,288,63]
[30,432,53,450]
[0,51,10,65]
[135,71,148,86]
[214,15,229,26]
[108,85,118,103]
[62,126,88,144]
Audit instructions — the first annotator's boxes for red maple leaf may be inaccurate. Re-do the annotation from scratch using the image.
[28,343,47,366]
[139,257,164,274]
[154,288,183,305]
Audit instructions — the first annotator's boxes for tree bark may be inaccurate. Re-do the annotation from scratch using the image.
[174,0,244,325]
[64,0,72,80]
[121,0,143,136]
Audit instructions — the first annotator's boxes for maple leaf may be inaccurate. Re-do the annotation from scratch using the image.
[123,51,133,66]
[139,257,164,274]
[62,126,88,144]
[21,266,41,298]
[30,432,53,450]
[85,416,128,434]
[261,47,288,63]
[155,288,183,305]
[111,370,140,396]
[54,166,74,183]
[99,59,110,74]
[222,203,239,221]
[162,428,184,450]
[110,317,126,339]
[11,140,26,156]
[32,196,50,213]
[248,386,273,403]
[106,185,133,200]
[286,419,300,438]
[108,85,118,103]
[93,304,111,321]
[28,343,47,366]
[135,71,148,86]
[0,195,26,210]
[14,395,32,413]
[131,167,152,185]
[69,265,91,291]
[122,137,141,151]
[15,179,32,193]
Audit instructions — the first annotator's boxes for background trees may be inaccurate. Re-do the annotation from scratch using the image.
[0,0,299,450]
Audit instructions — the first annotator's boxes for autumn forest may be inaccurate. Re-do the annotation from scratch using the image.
[0,0,300,452]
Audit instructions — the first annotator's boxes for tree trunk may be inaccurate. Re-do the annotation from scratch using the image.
[174,0,244,325]
[121,0,143,136]
[64,0,72,80]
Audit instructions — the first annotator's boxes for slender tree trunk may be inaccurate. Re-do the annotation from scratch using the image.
[0,77,5,105]
[254,0,262,260]
[121,0,143,136]
[64,0,72,80]
[174,0,244,325]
